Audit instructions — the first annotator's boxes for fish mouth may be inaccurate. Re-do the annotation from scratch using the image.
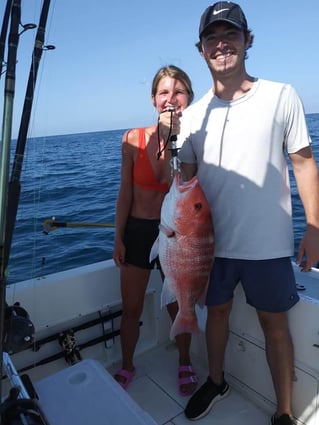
[176,175,198,193]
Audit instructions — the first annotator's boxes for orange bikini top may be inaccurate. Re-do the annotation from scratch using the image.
[133,128,169,193]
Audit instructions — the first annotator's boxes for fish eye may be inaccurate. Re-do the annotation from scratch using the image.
[194,203,202,211]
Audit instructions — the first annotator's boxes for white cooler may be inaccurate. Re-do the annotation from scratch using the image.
[34,359,157,425]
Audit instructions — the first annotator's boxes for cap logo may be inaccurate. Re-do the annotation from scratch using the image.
[213,8,229,15]
[199,2,247,37]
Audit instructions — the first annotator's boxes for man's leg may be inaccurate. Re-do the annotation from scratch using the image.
[206,301,233,384]
[184,301,232,420]
[257,310,294,416]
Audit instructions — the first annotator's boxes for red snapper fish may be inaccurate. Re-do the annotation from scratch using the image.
[150,174,214,339]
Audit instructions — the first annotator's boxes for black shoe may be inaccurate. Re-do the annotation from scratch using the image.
[184,376,230,420]
[271,413,296,425]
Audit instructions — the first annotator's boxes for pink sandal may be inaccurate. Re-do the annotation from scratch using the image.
[178,365,198,396]
[114,368,136,390]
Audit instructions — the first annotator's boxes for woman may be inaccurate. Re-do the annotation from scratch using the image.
[113,65,197,395]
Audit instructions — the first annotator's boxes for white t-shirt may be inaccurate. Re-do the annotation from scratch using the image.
[178,78,311,260]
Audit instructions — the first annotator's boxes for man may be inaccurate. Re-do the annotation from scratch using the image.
[178,2,319,425]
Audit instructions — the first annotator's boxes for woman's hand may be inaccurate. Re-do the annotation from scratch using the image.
[158,108,182,141]
[113,238,127,267]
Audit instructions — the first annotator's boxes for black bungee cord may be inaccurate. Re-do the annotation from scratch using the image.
[156,108,174,160]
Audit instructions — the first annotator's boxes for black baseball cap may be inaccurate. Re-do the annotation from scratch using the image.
[199,2,248,37]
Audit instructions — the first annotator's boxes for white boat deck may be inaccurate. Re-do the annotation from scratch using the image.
[107,341,270,425]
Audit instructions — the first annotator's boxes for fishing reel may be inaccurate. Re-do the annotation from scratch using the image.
[3,302,35,354]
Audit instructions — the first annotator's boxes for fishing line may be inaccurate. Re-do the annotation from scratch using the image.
[9,0,56,283]
[23,0,56,140]
[156,108,174,160]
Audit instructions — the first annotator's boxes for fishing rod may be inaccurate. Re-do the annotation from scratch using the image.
[4,0,54,271]
[0,0,22,403]
[43,218,115,235]
[0,2,54,419]
[0,0,37,78]
[0,0,13,78]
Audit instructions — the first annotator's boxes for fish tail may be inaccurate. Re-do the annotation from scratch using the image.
[170,312,200,340]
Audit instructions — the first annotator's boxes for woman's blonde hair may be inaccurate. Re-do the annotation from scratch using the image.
[151,65,194,105]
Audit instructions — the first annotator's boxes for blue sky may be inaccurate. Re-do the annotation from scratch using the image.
[1,0,319,137]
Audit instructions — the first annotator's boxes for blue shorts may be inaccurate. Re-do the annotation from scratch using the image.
[123,216,161,270]
[206,257,299,312]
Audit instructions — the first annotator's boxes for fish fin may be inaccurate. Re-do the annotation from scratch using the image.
[161,278,177,308]
[159,223,175,238]
[170,311,200,340]
[149,236,159,262]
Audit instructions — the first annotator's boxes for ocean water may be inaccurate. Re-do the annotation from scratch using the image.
[6,113,319,284]
[8,130,122,284]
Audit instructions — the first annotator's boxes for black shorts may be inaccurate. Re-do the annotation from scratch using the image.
[123,216,161,270]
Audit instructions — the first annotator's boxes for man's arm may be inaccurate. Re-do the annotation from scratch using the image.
[290,146,319,270]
